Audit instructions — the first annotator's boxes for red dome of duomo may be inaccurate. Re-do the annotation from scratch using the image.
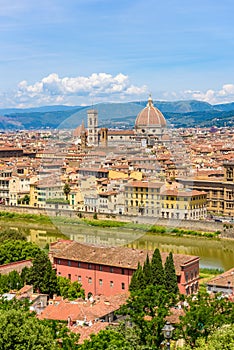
[135,96,166,131]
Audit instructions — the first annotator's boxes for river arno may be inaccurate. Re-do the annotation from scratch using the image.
[2,220,234,271]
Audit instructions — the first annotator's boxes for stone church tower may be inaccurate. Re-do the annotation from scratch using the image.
[87,109,98,146]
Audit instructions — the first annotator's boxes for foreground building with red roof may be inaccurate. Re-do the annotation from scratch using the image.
[50,240,200,297]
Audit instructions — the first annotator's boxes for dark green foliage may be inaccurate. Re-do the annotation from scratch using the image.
[26,251,58,297]
[57,276,85,300]
[63,182,71,200]
[129,262,144,292]
[164,252,179,295]
[119,285,175,349]
[79,329,134,350]
[0,240,41,264]
[0,309,58,350]
[41,320,80,350]
[130,250,178,296]
[186,324,234,349]
[151,248,165,287]
[20,266,30,285]
[176,291,234,347]
[0,270,23,293]
[142,254,151,285]
[0,297,30,312]
[18,194,30,205]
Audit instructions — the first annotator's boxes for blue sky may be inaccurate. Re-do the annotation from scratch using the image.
[1,0,234,107]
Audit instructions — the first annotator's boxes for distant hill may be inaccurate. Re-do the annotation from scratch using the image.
[0,100,234,130]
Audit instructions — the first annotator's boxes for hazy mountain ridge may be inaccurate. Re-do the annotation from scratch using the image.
[0,100,234,130]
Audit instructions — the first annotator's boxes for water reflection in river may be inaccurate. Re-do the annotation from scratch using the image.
[4,223,234,271]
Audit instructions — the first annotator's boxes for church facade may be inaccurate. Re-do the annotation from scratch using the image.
[73,96,167,148]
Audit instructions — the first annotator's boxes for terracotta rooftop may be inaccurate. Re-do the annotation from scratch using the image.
[207,267,234,288]
[160,189,207,197]
[108,130,134,135]
[38,292,128,323]
[125,180,163,189]
[71,321,109,343]
[50,240,199,276]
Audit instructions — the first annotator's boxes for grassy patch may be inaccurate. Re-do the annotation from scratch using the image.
[170,227,221,238]
[0,211,221,239]
[199,267,224,292]
[82,218,126,228]
[0,211,51,224]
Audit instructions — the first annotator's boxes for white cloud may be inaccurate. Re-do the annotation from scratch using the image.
[1,76,234,108]
[180,84,234,104]
[6,72,147,107]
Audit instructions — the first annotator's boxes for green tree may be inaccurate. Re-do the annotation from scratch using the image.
[142,253,151,286]
[0,309,58,350]
[67,280,85,300]
[129,262,144,292]
[0,274,10,294]
[26,251,58,297]
[0,297,30,312]
[0,240,41,264]
[119,285,174,349]
[79,329,134,350]
[191,324,234,350]
[151,248,165,287]
[176,291,234,347]
[6,270,23,290]
[57,276,85,300]
[63,182,71,200]
[164,252,179,295]
[41,319,80,350]
[22,194,30,205]
[20,266,30,285]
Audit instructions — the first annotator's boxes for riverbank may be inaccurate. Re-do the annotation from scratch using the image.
[1,211,234,270]
[0,210,224,240]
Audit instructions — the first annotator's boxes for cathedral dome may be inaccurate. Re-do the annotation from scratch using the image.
[135,96,166,131]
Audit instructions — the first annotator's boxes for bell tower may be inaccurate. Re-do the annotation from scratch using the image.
[87,109,98,146]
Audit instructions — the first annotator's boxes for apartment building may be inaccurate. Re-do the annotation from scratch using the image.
[50,240,200,297]
[124,180,163,217]
[160,189,207,220]
[177,160,234,217]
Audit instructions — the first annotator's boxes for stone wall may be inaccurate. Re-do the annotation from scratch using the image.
[0,205,225,233]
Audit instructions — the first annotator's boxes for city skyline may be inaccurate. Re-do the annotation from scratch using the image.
[1,0,234,108]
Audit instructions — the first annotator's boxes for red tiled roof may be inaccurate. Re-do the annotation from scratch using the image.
[160,189,207,197]
[125,181,163,188]
[38,292,128,323]
[207,267,234,288]
[71,321,109,343]
[50,240,199,276]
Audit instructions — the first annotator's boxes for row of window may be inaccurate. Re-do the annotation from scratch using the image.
[58,259,125,274]
[126,187,159,193]
[185,270,198,283]
[83,276,125,290]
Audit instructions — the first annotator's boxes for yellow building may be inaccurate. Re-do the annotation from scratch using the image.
[160,189,207,220]
[177,161,234,217]
[124,180,163,216]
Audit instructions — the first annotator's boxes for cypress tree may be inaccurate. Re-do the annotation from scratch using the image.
[151,248,165,287]
[164,252,179,295]
[142,254,151,286]
[129,262,140,292]
[137,262,145,290]
[26,251,58,297]
[129,262,145,292]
